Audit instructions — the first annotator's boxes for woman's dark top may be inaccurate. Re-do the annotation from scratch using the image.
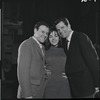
[44,46,71,98]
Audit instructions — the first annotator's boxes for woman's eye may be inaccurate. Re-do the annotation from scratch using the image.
[49,36,52,39]
[55,34,58,37]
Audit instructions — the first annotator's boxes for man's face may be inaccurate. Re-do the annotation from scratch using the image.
[56,21,69,38]
[36,25,49,43]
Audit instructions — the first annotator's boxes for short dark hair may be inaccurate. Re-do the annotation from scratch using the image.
[44,26,63,50]
[34,21,49,30]
[54,17,70,27]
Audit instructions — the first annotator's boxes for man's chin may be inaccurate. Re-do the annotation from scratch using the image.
[62,36,65,38]
[60,34,65,38]
[40,40,45,43]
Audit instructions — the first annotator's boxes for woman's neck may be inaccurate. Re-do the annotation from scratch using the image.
[51,44,58,48]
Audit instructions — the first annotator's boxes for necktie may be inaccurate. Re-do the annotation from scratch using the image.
[64,39,69,55]
[41,45,44,56]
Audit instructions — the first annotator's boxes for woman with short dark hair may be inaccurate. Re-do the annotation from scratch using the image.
[43,27,71,98]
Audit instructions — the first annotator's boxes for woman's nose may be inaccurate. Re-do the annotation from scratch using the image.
[52,37,55,40]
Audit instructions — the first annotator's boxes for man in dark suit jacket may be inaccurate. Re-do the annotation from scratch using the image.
[54,17,99,98]
[17,21,49,99]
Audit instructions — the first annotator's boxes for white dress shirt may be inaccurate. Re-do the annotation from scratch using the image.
[66,31,73,50]
[32,36,44,56]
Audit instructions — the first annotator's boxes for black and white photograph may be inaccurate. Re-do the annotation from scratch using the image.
[0,2,1,100]
[1,0,100,99]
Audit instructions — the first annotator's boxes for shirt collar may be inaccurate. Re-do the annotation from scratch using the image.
[32,36,42,48]
[66,31,73,42]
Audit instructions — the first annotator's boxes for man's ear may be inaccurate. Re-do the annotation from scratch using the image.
[68,24,71,30]
[34,28,37,33]
[68,24,70,28]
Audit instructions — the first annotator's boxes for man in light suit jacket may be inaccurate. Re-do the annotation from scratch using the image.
[17,21,49,99]
[54,17,99,98]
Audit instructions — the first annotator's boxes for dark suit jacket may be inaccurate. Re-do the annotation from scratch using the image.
[65,31,99,97]
[17,37,46,98]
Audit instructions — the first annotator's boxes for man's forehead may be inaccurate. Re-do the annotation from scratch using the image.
[39,25,49,29]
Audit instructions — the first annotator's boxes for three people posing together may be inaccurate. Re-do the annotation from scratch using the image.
[17,17,99,99]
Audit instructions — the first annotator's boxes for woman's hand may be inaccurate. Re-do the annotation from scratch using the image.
[62,73,68,79]
[46,69,52,77]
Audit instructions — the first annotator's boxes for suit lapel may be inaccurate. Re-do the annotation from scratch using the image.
[30,37,44,60]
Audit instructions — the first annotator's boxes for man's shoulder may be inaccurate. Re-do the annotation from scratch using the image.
[74,31,90,43]
[74,31,84,35]
[18,37,32,49]
[74,31,87,38]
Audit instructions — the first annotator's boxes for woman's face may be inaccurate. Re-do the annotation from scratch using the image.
[49,31,59,46]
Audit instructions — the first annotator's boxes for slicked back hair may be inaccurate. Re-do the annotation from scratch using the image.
[54,17,70,27]
[34,21,49,30]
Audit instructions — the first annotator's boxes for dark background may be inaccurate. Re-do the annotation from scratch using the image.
[21,0,99,44]
[1,0,100,99]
